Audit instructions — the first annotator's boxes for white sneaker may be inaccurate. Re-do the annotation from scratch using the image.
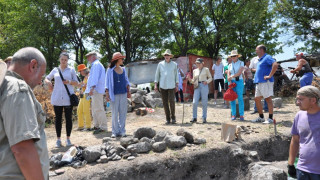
[263,118,274,124]
[251,117,265,123]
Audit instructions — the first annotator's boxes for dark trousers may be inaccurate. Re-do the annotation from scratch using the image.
[297,169,320,180]
[160,88,176,121]
[175,89,184,102]
[54,106,73,137]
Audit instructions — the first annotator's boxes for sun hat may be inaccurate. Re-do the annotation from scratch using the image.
[85,51,97,57]
[195,58,204,64]
[77,64,87,72]
[295,52,303,56]
[162,49,173,58]
[4,56,13,62]
[111,52,126,62]
[0,60,7,86]
[229,50,242,58]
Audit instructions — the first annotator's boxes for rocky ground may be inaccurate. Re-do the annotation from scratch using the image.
[45,96,298,179]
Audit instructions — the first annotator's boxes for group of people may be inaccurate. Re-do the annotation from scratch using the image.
[0,46,318,179]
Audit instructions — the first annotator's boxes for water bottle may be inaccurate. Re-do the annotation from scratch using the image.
[106,102,110,107]
[86,95,91,100]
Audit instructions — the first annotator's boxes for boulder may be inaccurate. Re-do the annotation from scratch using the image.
[154,131,172,142]
[176,128,194,143]
[193,138,206,145]
[102,137,112,143]
[144,94,156,108]
[82,145,101,163]
[247,162,287,180]
[164,136,187,148]
[133,102,146,109]
[132,93,144,104]
[127,156,136,161]
[120,137,138,148]
[273,98,282,108]
[136,89,147,96]
[130,88,138,94]
[99,155,108,163]
[127,142,151,153]
[149,91,161,98]
[133,127,156,139]
[154,98,163,108]
[152,141,167,152]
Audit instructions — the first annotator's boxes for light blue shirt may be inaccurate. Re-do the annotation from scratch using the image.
[228,60,244,81]
[85,59,106,94]
[154,60,179,89]
[178,68,184,90]
[105,67,130,102]
[46,67,79,106]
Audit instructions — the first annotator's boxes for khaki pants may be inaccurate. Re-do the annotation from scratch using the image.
[160,88,176,122]
[91,91,108,131]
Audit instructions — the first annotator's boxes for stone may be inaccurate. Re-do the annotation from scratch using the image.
[136,89,147,96]
[83,145,101,163]
[164,136,187,148]
[133,127,156,139]
[130,88,138,94]
[152,141,167,152]
[50,153,63,166]
[135,108,147,116]
[100,155,109,163]
[120,137,138,148]
[127,104,133,112]
[102,137,112,143]
[176,128,194,143]
[247,162,287,180]
[154,98,163,108]
[248,151,259,160]
[107,149,117,156]
[127,142,151,153]
[121,151,131,159]
[116,145,126,155]
[140,137,152,144]
[127,156,136,160]
[230,148,246,158]
[112,155,121,161]
[273,98,282,108]
[193,138,206,145]
[144,94,157,108]
[149,91,161,98]
[132,93,144,104]
[154,131,172,142]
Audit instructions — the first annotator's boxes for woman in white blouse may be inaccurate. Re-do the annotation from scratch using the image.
[45,52,78,148]
[187,58,212,123]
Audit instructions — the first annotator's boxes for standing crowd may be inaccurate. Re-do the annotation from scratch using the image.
[0,45,318,179]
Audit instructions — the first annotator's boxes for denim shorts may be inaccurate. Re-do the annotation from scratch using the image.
[245,79,254,91]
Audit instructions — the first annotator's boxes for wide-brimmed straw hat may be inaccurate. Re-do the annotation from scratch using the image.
[111,52,126,62]
[229,50,242,58]
[77,64,87,72]
[0,60,7,86]
[85,51,97,57]
[162,49,173,58]
[4,56,13,62]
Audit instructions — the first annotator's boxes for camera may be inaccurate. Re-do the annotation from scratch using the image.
[235,76,239,81]
[80,93,84,98]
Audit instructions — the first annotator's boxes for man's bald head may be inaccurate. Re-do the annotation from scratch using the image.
[12,47,46,67]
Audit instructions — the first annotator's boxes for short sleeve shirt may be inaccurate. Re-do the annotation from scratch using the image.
[254,54,275,83]
[0,71,49,179]
[224,65,229,83]
[212,63,224,80]
[291,111,320,174]
[228,60,244,80]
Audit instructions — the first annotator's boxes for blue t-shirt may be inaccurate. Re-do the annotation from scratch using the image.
[254,54,275,83]
[113,70,127,95]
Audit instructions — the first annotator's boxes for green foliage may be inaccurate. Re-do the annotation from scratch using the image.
[275,0,320,52]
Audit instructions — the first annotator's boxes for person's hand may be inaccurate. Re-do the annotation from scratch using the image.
[228,76,233,82]
[89,89,94,96]
[287,165,296,178]
[127,92,131,98]
[264,75,271,80]
[175,86,178,92]
[290,70,295,73]
[203,81,207,85]
[47,81,53,91]
[106,95,110,102]
[154,85,158,92]
[63,80,70,85]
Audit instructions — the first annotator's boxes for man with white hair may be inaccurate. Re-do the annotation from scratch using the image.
[85,51,107,134]
[290,52,314,88]
[0,47,49,179]
[287,85,320,179]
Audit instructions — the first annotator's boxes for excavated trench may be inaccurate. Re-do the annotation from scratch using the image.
[54,134,291,180]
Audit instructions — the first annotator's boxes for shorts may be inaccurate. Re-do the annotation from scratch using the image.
[224,82,229,90]
[214,79,225,90]
[255,81,274,98]
[245,79,254,91]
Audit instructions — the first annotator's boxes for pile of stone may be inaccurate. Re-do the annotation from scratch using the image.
[128,88,163,112]
[49,127,206,170]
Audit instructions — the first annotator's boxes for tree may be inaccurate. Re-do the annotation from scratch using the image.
[275,0,320,52]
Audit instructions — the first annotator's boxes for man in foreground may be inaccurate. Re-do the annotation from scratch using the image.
[0,47,49,179]
[288,85,320,179]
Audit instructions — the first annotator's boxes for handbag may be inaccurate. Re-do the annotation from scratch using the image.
[57,68,79,106]
[223,83,238,101]
[194,68,203,89]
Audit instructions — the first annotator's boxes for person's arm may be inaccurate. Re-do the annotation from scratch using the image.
[69,69,79,86]
[180,68,185,79]
[291,59,305,73]
[205,68,213,84]
[231,66,244,78]
[87,63,98,90]
[124,68,131,98]
[11,140,44,180]
[187,69,196,84]
[288,135,299,165]
[264,62,278,80]
[227,66,232,82]
[154,63,160,91]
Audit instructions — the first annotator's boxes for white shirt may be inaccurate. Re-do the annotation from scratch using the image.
[46,67,78,106]
[249,56,259,70]
[212,63,224,80]
[85,59,106,94]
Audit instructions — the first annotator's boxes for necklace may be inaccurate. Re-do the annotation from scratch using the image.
[117,73,120,83]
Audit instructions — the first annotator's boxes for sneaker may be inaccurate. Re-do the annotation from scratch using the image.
[171,119,176,124]
[231,116,236,120]
[251,117,265,123]
[66,139,72,147]
[165,121,171,125]
[121,134,127,137]
[190,118,197,123]
[262,118,274,124]
[250,111,258,114]
[224,105,229,109]
[93,128,101,134]
[240,116,244,121]
[55,139,62,148]
[203,118,207,123]
[111,134,116,138]
[76,127,84,131]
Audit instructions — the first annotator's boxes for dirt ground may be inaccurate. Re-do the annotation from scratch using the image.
[46,97,297,158]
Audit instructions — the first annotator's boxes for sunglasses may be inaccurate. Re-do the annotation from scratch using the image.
[231,55,237,58]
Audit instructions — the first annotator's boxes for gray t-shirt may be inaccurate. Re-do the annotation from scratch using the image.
[212,63,224,80]
[0,71,49,179]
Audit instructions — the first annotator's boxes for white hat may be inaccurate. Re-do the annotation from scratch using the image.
[229,50,242,58]
[162,49,173,58]
[85,51,98,57]
[0,60,7,86]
